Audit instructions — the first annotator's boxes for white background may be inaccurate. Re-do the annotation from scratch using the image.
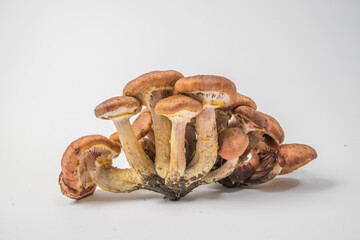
[1,0,359,239]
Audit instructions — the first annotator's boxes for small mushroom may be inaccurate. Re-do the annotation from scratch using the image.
[277,144,317,175]
[94,96,155,176]
[59,135,140,199]
[174,75,237,184]
[123,70,184,178]
[155,95,203,184]
[202,127,249,184]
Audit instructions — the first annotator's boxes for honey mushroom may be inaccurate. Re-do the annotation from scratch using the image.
[59,70,318,201]
[227,93,257,128]
[174,75,236,186]
[219,108,278,186]
[123,70,184,178]
[59,135,141,199]
[94,96,155,177]
[202,127,249,184]
[242,112,286,184]
[277,144,317,175]
[155,95,203,185]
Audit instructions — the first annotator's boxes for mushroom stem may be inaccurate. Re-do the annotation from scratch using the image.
[165,118,187,184]
[90,162,142,193]
[185,106,218,184]
[112,116,156,176]
[149,107,172,178]
[202,157,239,184]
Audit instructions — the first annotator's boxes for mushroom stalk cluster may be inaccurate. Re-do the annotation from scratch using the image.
[59,70,317,201]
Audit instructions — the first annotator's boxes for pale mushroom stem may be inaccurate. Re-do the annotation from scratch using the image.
[202,157,239,184]
[149,106,172,178]
[112,116,156,176]
[185,106,218,185]
[165,118,187,184]
[90,163,142,193]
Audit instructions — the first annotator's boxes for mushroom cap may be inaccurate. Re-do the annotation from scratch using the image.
[218,127,249,160]
[228,153,260,182]
[59,135,121,199]
[155,95,203,120]
[229,93,257,110]
[232,106,268,129]
[173,75,237,108]
[123,70,184,100]
[276,144,317,175]
[262,113,285,144]
[94,96,141,119]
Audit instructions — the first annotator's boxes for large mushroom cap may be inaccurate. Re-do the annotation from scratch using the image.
[155,95,203,120]
[59,135,121,199]
[174,75,237,108]
[123,70,184,101]
[218,127,249,160]
[232,106,269,130]
[94,96,141,119]
[276,144,317,175]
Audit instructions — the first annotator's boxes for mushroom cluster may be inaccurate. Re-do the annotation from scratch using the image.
[59,70,317,201]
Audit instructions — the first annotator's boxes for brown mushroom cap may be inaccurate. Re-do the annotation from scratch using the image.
[227,153,260,182]
[123,70,184,102]
[59,135,121,199]
[94,96,141,119]
[229,93,257,110]
[109,132,119,143]
[174,75,237,108]
[232,106,268,129]
[155,95,203,120]
[218,127,249,160]
[276,144,317,175]
[262,113,285,143]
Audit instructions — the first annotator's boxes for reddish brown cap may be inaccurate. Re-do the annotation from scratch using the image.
[218,127,249,160]
[94,96,141,119]
[155,95,203,120]
[228,93,257,110]
[276,144,317,175]
[109,132,119,143]
[59,135,121,199]
[262,113,285,143]
[123,70,184,99]
[174,75,237,108]
[228,153,260,182]
[232,106,268,129]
